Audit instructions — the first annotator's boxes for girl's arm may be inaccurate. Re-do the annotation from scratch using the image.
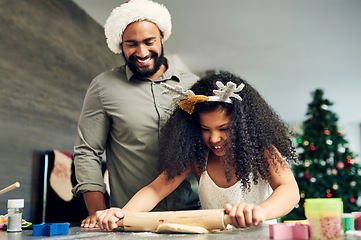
[123,168,192,211]
[258,149,300,220]
[96,168,192,231]
[226,147,299,228]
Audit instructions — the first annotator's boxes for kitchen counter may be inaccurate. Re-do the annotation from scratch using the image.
[0,225,271,240]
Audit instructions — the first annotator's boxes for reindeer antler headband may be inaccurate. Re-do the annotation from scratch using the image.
[161,81,245,114]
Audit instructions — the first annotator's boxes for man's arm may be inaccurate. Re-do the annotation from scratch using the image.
[73,77,110,228]
[81,191,107,228]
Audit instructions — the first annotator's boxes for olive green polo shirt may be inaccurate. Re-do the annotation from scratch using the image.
[73,57,200,210]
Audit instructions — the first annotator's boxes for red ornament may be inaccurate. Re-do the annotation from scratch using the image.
[309,145,316,151]
[326,193,333,198]
[336,162,345,170]
[307,118,313,123]
[346,158,355,165]
[338,132,343,136]
[303,173,311,181]
[324,129,331,135]
[350,198,356,203]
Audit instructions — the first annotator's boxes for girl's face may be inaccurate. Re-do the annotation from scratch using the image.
[199,108,231,157]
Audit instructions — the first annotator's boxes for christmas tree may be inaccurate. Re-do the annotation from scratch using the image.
[284,89,361,220]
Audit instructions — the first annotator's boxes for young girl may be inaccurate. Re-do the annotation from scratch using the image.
[96,72,300,231]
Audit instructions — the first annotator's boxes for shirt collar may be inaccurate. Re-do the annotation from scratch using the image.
[125,57,181,83]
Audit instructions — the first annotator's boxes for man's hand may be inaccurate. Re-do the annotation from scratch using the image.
[96,208,128,232]
[225,202,266,228]
[81,191,107,228]
[81,213,99,228]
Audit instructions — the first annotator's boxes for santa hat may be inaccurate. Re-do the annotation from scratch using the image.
[104,0,172,54]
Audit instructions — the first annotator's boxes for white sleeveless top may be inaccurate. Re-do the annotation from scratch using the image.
[198,170,273,209]
[198,170,277,224]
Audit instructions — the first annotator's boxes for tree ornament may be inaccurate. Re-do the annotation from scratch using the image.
[302,140,309,147]
[356,197,361,207]
[310,177,316,183]
[324,129,330,135]
[331,169,338,175]
[336,162,345,170]
[338,146,346,153]
[350,198,356,204]
[326,140,333,145]
[338,132,343,136]
[350,181,356,187]
[332,184,338,190]
[309,145,316,151]
[296,147,304,154]
[325,189,332,198]
[321,104,329,110]
[304,160,310,167]
[300,191,305,199]
[303,172,311,181]
[346,158,355,165]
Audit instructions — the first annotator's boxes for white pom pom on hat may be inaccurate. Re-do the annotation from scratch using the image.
[104,0,172,54]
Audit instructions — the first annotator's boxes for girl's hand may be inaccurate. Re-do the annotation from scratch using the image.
[225,203,265,228]
[95,207,128,231]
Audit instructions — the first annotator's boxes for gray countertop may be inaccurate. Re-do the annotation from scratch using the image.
[0,226,271,240]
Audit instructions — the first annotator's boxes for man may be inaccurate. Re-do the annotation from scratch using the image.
[72,0,200,228]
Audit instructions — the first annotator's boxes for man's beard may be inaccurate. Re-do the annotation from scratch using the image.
[122,45,165,78]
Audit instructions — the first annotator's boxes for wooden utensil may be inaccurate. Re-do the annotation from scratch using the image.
[0,182,20,195]
[117,209,232,232]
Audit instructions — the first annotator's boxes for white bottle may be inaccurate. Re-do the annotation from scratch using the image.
[7,199,24,232]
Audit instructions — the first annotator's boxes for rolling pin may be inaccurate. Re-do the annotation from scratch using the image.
[0,182,20,195]
[117,209,232,232]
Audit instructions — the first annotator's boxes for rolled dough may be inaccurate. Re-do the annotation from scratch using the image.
[156,223,209,234]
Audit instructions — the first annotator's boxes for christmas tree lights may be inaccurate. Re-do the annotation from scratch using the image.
[284,89,361,220]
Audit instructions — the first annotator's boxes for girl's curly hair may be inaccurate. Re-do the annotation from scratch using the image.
[159,72,297,190]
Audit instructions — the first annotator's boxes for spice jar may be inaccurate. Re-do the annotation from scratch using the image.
[7,199,24,232]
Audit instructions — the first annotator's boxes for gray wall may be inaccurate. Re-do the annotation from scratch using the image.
[75,0,361,162]
[0,0,119,222]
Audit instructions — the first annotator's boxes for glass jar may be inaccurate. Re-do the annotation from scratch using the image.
[7,199,24,232]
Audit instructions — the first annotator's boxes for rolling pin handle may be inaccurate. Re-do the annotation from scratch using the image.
[117,219,124,227]
[223,214,232,227]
